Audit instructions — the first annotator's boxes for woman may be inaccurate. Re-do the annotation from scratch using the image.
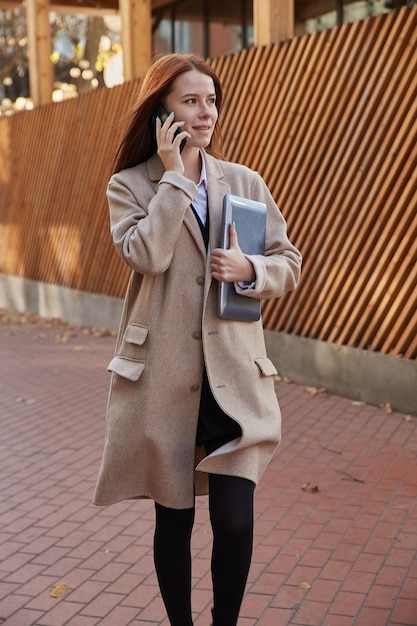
[94,53,302,626]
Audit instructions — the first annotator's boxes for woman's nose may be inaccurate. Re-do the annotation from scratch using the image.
[199,103,210,117]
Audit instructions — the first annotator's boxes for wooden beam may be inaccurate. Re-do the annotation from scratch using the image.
[119,0,152,82]
[0,0,22,7]
[254,0,294,45]
[26,0,53,105]
[51,5,119,15]
[51,0,118,9]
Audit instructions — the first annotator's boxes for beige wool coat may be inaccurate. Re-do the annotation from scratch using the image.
[93,151,302,509]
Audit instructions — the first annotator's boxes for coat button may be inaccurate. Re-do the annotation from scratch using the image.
[192,330,202,340]
[196,276,204,285]
[190,384,200,392]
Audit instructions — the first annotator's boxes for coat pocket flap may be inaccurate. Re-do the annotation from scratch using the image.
[255,357,278,376]
[108,356,145,382]
[123,324,149,346]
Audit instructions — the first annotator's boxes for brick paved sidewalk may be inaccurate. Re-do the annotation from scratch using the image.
[0,312,416,626]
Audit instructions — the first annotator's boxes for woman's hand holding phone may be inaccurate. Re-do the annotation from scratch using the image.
[155,111,190,175]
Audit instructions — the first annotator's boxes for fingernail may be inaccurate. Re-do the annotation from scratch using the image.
[169,111,174,116]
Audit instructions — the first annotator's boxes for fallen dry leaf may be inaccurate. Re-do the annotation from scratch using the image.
[380,402,393,414]
[352,400,365,406]
[274,375,293,384]
[33,332,46,341]
[297,581,312,589]
[50,582,70,598]
[81,326,116,337]
[1,308,117,339]
[55,331,78,344]
[301,482,320,493]
[404,415,416,422]
[15,397,35,405]
[93,327,113,337]
[304,386,327,396]
[0,309,41,326]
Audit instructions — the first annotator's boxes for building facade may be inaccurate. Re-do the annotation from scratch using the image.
[0,0,402,107]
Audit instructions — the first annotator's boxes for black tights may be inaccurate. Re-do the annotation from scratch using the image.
[153,473,255,626]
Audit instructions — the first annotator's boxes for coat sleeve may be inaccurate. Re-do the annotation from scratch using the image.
[107,170,199,275]
[234,171,302,300]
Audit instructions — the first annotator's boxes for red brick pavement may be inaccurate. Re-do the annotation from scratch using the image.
[0,312,416,626]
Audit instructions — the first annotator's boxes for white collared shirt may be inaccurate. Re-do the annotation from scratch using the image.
[192,151,208,226]
[192,151,255,289]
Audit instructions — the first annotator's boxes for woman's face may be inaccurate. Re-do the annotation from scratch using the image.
[163,69,218,150]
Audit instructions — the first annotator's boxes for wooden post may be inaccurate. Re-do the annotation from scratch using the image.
[253,0,294,45]
[26,0,53,105]
[119,0,152,82]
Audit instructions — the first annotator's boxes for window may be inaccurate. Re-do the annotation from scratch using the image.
[152,0,253,59]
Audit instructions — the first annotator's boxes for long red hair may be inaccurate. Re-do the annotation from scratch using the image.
[112,53,224,174]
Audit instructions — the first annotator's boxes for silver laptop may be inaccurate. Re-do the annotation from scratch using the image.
[218,194,266,321]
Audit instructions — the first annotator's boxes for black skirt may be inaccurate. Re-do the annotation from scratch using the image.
[196,367,242,454]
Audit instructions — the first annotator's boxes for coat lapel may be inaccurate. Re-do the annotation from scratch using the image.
[205,153,230,252]
[147,153,207,260]
[204,153,231,300]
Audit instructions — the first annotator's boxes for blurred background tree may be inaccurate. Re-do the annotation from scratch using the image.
[0,8,29,104]
[0,7,122,112]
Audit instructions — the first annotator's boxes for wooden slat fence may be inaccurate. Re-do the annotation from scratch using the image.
[0,6,416,358]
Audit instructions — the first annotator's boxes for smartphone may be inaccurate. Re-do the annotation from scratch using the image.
[153,104,187,153]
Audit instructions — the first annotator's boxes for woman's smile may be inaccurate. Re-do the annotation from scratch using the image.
[193,124,212,132]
